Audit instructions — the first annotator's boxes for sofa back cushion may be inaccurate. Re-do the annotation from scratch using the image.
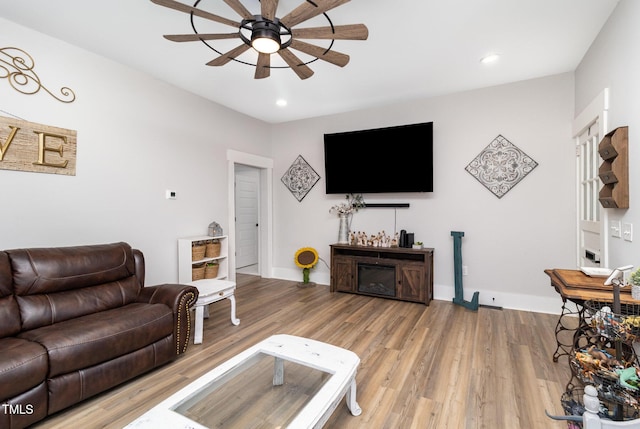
[7,242,142,331]
[0,251,21,338]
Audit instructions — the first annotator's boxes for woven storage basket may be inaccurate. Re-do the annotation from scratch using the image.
[204,264,219,279]
[192,245,206,261]
[205,242,221,258]
[192,264,205,281]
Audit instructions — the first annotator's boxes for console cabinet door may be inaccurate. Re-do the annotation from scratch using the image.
[333,256,354,292]
[397,263,425,303]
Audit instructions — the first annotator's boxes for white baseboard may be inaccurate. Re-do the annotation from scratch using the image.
[433,284,565,315]
[269,268,564,315]
[270,267,330,286]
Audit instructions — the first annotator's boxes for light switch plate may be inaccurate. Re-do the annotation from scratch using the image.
[610,220,622,238]
[623,223,633,241]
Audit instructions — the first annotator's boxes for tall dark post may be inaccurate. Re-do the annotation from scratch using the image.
[451,231,479,311]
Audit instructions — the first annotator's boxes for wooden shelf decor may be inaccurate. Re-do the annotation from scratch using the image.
[179,236,229,283]
[598,126,629,208]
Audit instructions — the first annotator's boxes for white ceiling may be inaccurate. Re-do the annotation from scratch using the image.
[0,0,619,123]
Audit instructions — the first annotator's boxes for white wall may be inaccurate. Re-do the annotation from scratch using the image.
[2,16,581,314]
[0,19,271,286]
[575,0,640,269]
[271,73,576,314]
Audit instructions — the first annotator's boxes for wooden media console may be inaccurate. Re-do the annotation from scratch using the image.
[330,244,434,305]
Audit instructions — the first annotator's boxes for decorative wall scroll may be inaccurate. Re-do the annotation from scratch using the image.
[0,115,77,175]
[0,47,76,103]
[465,134,538,198]
[281,155,320,202]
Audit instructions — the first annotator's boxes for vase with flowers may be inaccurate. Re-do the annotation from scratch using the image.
[329,194,365,244]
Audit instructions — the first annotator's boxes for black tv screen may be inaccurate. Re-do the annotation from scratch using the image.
[324,122,433,194]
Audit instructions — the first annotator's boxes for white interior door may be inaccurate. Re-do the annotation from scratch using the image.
[234,165,260,269]
[573,89,609,268]
[576,122,603,266]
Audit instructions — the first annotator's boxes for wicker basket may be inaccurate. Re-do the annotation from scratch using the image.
[192,244,206,261]
[204,264,219,279]
[192,264,205,281]
[205,241,221,258]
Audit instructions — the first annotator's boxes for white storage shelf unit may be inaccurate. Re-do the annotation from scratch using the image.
[178,236,228,283]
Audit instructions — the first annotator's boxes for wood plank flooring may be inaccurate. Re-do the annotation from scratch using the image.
[32,274,573,428]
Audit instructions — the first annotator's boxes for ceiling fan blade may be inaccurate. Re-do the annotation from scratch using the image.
[280,0,350,28]
[206,44,251,66]
[289,40,349,67]
[278,48,314,80]
[261,0,279,21]
[255,53,271,79]
[292,24,368,40]
[222,0,253,19]
[164,32,239,42]
[151,0,240,28]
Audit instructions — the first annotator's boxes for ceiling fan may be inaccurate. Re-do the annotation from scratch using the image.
[150,0,368,79]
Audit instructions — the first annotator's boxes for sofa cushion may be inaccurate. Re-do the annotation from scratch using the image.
[0,382,48,429]
[0,252,21,338]
[16,277,141,332]
[7,242,141,331]
[18,302,173,377]
[0,295,21,339]
[47,337,175,415]
[0,338,48,402]
[8,242,136,294]
[0,251,11,290]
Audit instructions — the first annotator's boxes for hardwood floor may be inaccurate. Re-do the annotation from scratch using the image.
[33,274,573,428]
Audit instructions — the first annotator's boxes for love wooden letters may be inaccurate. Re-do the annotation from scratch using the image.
[0,116,76,176]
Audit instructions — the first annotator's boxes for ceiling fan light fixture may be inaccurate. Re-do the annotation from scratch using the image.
[152,0,369,80]
[251,21,281,54]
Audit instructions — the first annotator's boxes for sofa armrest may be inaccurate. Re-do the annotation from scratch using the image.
[137,284,198,355]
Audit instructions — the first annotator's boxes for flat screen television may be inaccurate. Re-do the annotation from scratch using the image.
[324,122,433,194]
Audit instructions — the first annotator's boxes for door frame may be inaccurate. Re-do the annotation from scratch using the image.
[226,149,274,281]
[572,88,609,268]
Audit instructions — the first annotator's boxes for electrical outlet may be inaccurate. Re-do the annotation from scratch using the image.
[165,190,177,200]
[462,265,468,276]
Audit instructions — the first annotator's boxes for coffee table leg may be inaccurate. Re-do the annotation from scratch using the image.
[273,357,284,386]
[228,294,240,326]
[194,305,205,345]
[346,379,362,416]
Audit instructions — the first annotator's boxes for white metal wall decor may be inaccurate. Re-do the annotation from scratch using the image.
[281,155,320,202]
[0,47,76,103]
[465,134,538,199]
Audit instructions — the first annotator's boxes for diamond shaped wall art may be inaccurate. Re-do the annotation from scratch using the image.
[465,135,538,199]
[281,155,321,202]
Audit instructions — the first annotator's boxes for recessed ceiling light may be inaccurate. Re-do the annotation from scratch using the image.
[480,53,500,64]
[276,99,287,107]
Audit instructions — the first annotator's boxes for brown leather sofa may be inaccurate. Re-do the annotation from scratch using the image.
[0,242,198,429]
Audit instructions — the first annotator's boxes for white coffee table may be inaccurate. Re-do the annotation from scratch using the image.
[124,334,362,429]
[189,279,240,345]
